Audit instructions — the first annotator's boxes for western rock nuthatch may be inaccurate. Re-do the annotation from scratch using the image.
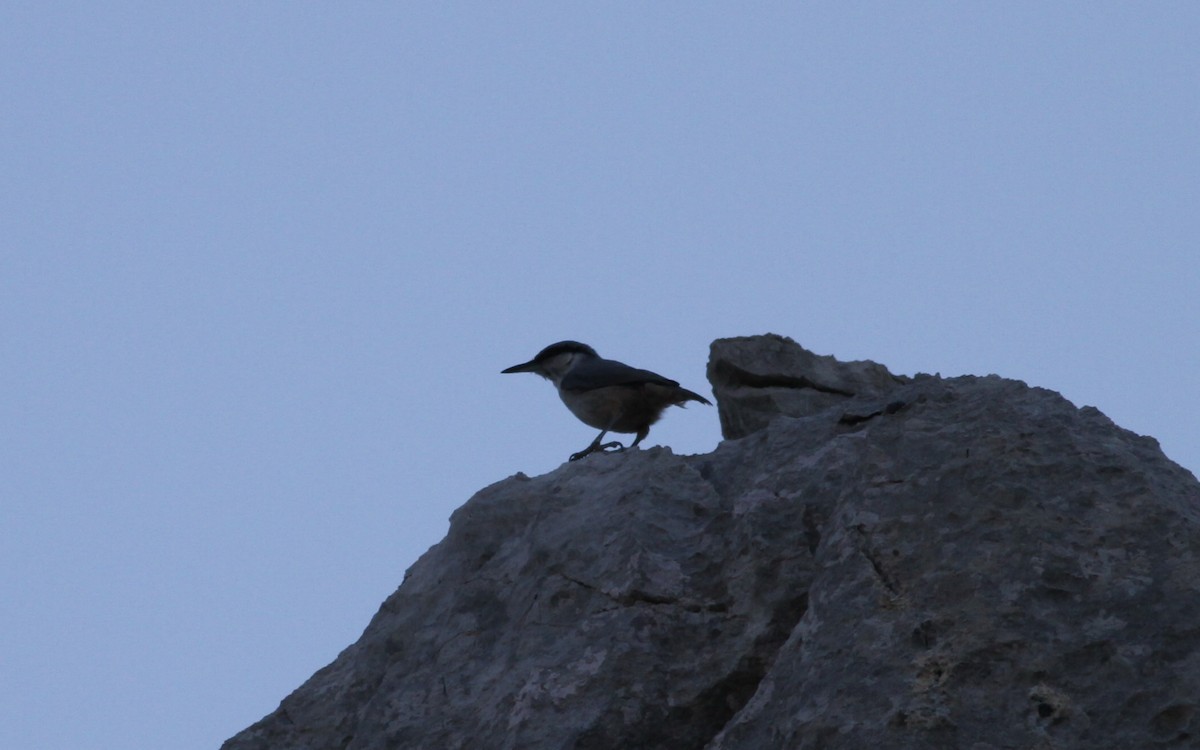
[502,341,712,461]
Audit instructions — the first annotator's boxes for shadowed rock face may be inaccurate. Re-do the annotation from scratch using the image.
[707,333,907,439]
[224,334,1200,750]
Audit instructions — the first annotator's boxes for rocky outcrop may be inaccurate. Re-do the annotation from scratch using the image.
[707,333,906,439]
[224,334,1200,750]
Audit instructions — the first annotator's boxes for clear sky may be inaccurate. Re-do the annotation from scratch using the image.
[2,3,1197,748]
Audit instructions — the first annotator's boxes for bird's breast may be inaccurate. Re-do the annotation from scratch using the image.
[558,384,676,433]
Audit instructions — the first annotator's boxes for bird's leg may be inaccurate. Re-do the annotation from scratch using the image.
[569,430,626,461]
[627,427,649,450]
[569,431,606,461]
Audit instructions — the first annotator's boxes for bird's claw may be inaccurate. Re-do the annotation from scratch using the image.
[568,441,627,462]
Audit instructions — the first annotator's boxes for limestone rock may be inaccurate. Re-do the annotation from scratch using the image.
[707,333,906,439]
[224,335,1200,750]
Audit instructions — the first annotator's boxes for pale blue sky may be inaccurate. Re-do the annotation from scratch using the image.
[2,4,1197,748]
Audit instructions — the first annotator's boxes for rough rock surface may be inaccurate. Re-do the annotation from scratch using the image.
[224,334,1200,750]
[708,333,907,439]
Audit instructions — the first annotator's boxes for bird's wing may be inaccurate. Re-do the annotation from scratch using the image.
[560,358,679,392]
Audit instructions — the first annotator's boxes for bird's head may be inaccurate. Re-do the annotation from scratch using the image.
[502,341,599,385]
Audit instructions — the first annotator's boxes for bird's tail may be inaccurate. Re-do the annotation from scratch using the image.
[677,387,713,407]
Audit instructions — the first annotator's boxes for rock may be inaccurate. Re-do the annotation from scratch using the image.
[707,333,906,439]
[223,335,1200,750]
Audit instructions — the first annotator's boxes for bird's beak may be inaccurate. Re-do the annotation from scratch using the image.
[501,360,539,374]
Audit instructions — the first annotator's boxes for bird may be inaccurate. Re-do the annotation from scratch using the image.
[501,341,712,461]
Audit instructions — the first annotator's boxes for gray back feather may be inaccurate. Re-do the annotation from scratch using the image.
[560,358,678,392]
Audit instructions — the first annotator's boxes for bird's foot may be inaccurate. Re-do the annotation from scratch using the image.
[568,441,627,462]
